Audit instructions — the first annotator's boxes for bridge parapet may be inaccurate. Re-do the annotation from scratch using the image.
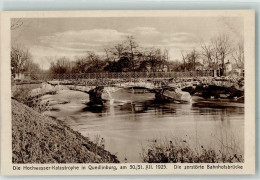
[24,70,214,81]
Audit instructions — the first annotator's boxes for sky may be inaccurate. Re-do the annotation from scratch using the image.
[11,17,243,70]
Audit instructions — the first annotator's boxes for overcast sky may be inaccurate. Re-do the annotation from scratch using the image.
[11,17,243,70]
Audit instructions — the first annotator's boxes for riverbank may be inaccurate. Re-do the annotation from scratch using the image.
[12,99,119,163]
[141,137,244,163]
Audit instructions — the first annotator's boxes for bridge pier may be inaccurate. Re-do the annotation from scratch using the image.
[155,89,167,101]
[88,86,104,106]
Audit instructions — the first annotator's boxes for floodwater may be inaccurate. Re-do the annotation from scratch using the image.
[42,89,244,162]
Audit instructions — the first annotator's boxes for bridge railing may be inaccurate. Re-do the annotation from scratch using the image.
[22,70,214,81]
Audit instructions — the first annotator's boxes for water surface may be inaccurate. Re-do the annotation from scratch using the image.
[43,89,244,162]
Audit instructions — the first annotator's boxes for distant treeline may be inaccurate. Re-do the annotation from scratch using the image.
[11,34,244,77]
[48,36,171,74]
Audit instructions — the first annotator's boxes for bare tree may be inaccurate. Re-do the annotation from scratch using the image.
[160,49,169,72]
[188,49,200,71]
[87,51,99,66]
[201,43,220,76]
[232,40,244,69]
[11,44,41,80]
[201,44,214,66]
[211,34,233,75]
[125,36,139,71]
[72,56,88,73]
[11,44,32,74]
[45,56,57,66]
[181,50,187,72]
[103,47,112,62]
[114,43,127,60]
[163,49,169,61]
[86,51,105,72]
[168,60,182,72]
[49,57,72,74]
[23,60,41,78]
[144,48,163,72]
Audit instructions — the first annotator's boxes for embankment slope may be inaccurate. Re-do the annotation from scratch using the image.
[12,99,119,163]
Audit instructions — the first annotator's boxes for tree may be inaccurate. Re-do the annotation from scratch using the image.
[211,34,233,75]
[124,36,139,71]
[49,57,72,74]
[168,60,182,72]
[11,44,32,74]
[113,43,127,60]
[163,49,169,62]
[103,47,112,62]
[201,44,214,67]
[23,60,41,79]
[86,51,106,72]
[201,43,220,76]
[11,44,41,80]
[71,56,88,73]
[144,48,161,72]
[232,40,244,69]
[181,50,187,72]
[159,49,169,72]
[186,49,200,71]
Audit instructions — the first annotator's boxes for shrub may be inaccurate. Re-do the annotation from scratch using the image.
[141,137,243,163]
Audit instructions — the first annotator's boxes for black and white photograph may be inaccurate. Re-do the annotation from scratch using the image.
[1,10,255,175]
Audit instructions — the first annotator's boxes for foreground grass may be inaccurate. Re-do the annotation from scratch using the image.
[141,138,243,163]
[12,99,119,163]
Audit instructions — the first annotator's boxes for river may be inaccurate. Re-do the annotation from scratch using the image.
[42,89,244,162]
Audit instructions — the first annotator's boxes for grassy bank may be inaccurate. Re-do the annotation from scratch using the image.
[141,138,243,163]
[12,99,119,163]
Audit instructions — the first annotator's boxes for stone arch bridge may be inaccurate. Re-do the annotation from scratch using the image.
[25,71,215,104]
[27,71,214,87]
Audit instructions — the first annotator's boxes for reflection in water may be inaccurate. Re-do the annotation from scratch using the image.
[44,90,244,162]
[118,100,176,115]
[82,105,107,114]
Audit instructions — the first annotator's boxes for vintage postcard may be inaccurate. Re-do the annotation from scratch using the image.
[0,10,255,175]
